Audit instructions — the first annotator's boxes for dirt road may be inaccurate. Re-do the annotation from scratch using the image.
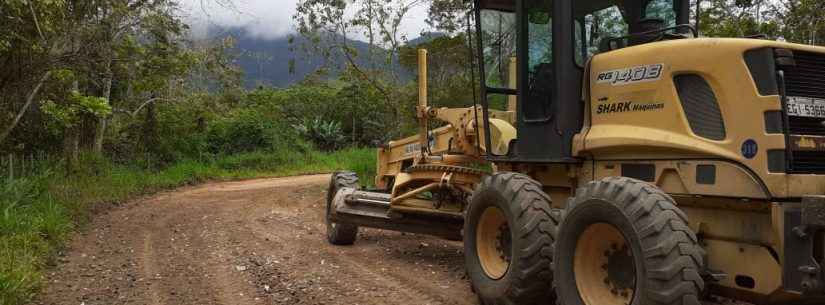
[33,174,745,305]
[33,175,475,305]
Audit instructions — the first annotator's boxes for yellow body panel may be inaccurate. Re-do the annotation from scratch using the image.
[579,38,825,199]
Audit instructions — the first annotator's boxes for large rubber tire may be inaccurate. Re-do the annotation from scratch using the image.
[464,172,560,305]
[325,171,359,245]
[554,177,705,305]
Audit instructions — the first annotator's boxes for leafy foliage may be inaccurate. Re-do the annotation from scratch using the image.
[40,91,112,131]
[293,118,346,151]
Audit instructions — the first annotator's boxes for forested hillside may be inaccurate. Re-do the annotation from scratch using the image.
[230,30,377,88]
[1,0,823,304]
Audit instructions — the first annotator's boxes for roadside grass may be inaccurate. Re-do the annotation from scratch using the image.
[0,147,375,305]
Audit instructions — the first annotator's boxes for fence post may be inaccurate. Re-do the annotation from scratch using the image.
[8,154,13,181]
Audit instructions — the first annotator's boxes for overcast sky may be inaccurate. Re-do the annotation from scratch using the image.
[180,0,432,41]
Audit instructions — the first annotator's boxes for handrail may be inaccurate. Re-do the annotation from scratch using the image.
[605,24,699,51]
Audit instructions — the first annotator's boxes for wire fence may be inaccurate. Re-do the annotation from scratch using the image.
[0,153,52,181]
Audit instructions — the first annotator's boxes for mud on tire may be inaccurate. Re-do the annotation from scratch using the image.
[325,171,359,245]
[554,176,705,305]
[464,172,561,305]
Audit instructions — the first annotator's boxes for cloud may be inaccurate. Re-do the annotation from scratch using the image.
[180,0,431,41]
[181,0,298,40]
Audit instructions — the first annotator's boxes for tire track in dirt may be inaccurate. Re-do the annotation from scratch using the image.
[137,231,163,305]
[31,175,476,305]
[30,174,747,305]
[245,210,469,305]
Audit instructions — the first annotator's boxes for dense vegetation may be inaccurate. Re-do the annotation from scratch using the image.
[0,0,823,304]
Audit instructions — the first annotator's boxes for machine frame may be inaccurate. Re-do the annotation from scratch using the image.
[325,0,825,304]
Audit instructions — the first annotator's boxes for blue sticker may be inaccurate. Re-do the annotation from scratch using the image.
[742,139,758,159]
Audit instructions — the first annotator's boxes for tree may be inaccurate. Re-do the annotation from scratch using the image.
[695,0,780,38]
[0,0,67,150]
[772,0,825,45]
[399,33,475,109]
[692,0,824,46]
[72,0,192,153]
[294,0,427,87]
[293,0,431,138]
[426,0,472,33]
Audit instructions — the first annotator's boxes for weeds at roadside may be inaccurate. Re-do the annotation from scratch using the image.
[0,148,375,305]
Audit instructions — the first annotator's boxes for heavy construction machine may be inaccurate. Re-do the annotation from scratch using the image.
[324,0,825,304]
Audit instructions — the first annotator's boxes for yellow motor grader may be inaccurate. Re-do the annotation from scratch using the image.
[325,0,825,304]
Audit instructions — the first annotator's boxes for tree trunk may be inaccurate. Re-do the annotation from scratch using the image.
[63,127,80,175]
[64,80,80,174]
[0,71,50,145]
[142,101,158,154]
[94,63,113,154]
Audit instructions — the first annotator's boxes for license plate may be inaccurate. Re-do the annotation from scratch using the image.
[787,96,825,118]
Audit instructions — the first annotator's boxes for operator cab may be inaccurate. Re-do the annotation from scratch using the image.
[474,0,691,162]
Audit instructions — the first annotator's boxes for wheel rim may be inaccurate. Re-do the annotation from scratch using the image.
[574,222,636,305]
[476,206,511,280]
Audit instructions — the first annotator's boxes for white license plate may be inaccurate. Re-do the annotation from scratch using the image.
[788,96,825,118]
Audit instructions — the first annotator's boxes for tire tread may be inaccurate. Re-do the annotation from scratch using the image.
[562,177,704,305]
[326,171,359,245]
[468,172,561,305]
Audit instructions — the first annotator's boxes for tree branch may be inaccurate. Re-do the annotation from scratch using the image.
[0,71,51,145]
[28,0,46,42]
[128,97,177,117]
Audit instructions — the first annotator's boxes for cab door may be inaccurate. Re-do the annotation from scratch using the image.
[476,0,583,162]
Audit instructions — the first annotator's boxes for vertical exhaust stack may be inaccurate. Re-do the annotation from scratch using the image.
[417,49,429,158]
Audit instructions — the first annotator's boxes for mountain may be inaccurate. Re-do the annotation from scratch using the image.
[228,32,374,88]
[405,32,448,46]
[204,28,445,88]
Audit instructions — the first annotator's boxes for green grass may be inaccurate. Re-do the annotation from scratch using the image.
[0,147,375,305]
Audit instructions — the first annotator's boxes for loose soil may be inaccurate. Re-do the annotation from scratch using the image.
[31,174,747,305]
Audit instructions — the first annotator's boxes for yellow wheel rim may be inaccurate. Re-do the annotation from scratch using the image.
[574,223,636,305]
[476,206,511,279]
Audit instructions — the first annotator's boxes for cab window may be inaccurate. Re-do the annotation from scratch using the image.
[574,3,629,66]
[480,8,517,90]
[644,0,677,27]
[524,0,554,120]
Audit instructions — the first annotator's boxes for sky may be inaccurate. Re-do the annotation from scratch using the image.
[180,0,433,41]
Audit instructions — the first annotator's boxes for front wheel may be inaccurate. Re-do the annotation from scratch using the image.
[464,173,560,305]
[554,177,705,305]
[325,172,359,245]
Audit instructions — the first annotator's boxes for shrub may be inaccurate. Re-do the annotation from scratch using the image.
[292,117,345,151]
[206,109,306,155]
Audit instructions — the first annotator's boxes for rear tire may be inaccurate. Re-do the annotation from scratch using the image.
[554,177,705,305]
[464,172,560,305]
[326,172,359,245]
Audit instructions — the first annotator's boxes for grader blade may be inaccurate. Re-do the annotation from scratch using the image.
[329,187,463,240]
